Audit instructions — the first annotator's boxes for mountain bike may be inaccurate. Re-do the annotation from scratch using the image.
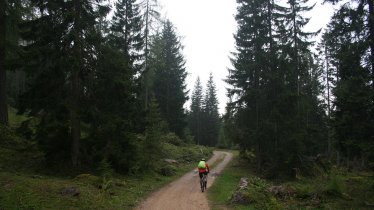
[200,173,207,192]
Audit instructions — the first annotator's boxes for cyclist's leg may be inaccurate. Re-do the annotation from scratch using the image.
[199,172,204,191]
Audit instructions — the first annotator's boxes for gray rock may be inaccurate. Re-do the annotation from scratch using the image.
[61,187,80,197]
[164,159,178,164]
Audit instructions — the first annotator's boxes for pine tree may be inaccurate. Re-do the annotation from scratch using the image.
[142,97,166,170]
[151,20,188,137]
[202,73,220,146]
[18,0,108,166]
[189,77,203,145]
[226,0,327,176]
[110,0,143,72]
[323,4,373,165]
[139,0,160,109]
[226,0,276,170]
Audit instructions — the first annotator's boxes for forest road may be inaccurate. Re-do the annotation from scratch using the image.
[135,151,233,210]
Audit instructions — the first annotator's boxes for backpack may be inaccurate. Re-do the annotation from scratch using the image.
[198,161,206,169]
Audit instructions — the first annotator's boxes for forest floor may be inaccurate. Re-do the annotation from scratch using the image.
[135,151,233,210]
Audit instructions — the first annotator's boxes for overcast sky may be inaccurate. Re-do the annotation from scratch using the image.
[157,0,341,114]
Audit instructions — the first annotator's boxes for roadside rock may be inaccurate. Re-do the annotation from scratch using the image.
[238,177,249,190]
[164,159,178,164]
[230,178,250,204]
[31,175,43,179]
[61,187,80,197]
[268,185,295,199]
[160,165,177,176]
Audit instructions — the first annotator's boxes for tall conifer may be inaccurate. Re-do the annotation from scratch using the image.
[151,20,188,137]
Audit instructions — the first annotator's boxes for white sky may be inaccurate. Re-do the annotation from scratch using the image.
[157,0,342,114]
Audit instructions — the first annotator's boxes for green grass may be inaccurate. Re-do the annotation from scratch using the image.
[0,164,197,210]
[208,152,374,210]
[0,130,214,210]
[208,151,256,210]
[0,159,204,210]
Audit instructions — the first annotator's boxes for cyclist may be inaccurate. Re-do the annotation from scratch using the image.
[197,158,210,180]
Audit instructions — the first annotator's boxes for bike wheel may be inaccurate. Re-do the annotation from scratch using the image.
[200,179,204,192]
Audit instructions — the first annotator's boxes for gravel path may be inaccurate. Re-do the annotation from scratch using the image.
[135,151,233,210]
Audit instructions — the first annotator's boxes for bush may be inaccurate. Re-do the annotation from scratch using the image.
[162,133,183,146]
[97,159,114,179]
[159,165,177,176]
[231,176,282,210]
[0,125,43,171]
[324,170,344,196]
[294,182,314,199]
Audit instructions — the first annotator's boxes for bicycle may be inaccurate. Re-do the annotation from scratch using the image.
[200,173,208,192]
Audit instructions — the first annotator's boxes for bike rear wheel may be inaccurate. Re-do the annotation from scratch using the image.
[200,179,204,192]
[200,174,207,192]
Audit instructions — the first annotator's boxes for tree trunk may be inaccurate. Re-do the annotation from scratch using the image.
[71,0,82,166]
[144,0,150,110]
[368,0,374,89]
[325,45,332,155]
[0,0,8,126]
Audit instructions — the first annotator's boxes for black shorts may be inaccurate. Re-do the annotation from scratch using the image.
[199,171,208,179]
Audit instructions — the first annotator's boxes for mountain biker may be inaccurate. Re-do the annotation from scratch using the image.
[197,158,210,180]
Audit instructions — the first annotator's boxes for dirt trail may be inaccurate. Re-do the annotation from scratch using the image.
[135,151,233,210]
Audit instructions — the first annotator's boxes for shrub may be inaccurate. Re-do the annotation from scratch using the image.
[162,133,183,146]
[159,165,177,176]
[294,182,314,199]
[231,176,282,210]
[97,159,114,179]
[324,171,344,196]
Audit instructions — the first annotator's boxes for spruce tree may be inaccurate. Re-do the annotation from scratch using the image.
[139,0,160,109]
[150,20,188,137]
[189,77,203,145]
[227,0,327,176]
[226,0,276,170]
[18,0,108,166]
[110,0,143,72]
[323,4,373,165]
[202,73,220,146]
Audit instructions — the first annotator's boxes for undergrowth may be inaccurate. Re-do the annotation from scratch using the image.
[0,124,213,210]
[209,152,374,210]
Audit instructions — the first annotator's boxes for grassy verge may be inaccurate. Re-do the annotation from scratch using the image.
[0,146,212,210]
[0,118,214,210]
[0,162,197,210]
[208,151,257,210]
[208,152,374,210]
